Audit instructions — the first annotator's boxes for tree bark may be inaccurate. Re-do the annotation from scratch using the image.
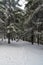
[31,35,34,45]
[31,30,34,45]
[37,34,39,45]
[8,33,10,44]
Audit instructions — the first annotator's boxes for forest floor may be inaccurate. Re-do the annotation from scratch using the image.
[0,39,43,65]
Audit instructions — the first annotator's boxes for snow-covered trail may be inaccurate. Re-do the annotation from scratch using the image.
[0,39,43,65]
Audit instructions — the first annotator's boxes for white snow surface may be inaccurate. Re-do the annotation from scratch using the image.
[0,39,43,65]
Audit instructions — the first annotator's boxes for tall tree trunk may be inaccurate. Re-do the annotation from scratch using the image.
[37,34,39,45]
[4,29,6,39]
[37,27,39,45]
[31,30,34,45]
[4,32,5,39]
[31,35,34,45]
[8,33,10,44]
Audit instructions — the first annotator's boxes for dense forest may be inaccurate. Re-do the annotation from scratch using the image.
[0,0,43,44]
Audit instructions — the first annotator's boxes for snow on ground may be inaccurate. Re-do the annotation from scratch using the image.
[0,39,43,65]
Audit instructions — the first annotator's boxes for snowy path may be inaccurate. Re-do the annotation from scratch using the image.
[0,39,43,65]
